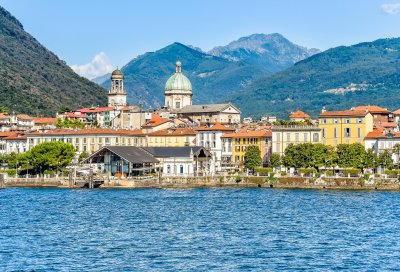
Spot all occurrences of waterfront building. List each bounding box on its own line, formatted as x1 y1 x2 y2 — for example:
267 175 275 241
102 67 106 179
86 146 214 177
147 127 196 147
27 128 146 155
365 129 400 162
143 146 214 176
114 106 151 130
318 107 374 146
222 129 272 168
78 107 120 127
195 123 235 171
289 110 312 123
272 125 321 156
0 132 27 154
353 106 394 128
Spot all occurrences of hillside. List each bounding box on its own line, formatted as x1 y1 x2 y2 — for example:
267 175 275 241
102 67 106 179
0 6 106 116
232 38 400 118
100 43 269 108
209 33 319 72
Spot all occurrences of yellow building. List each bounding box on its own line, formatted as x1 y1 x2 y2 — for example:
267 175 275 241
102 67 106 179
27 128 146 154
222 129 272 167
272 125 322 156
147 127 196 147
318 108 374 146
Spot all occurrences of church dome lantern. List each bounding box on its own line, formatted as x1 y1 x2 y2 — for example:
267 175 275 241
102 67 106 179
165 61 192 92
164 61 193 110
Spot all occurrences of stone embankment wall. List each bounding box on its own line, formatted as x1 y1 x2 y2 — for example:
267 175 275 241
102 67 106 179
2 176 400 190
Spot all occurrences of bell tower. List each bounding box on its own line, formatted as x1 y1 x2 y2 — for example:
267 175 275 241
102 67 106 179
108 68 127 108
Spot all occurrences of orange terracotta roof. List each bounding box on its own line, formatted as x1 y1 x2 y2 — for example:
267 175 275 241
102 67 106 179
354 106 391 114
142 114 169 128
0 113 8 119
79 107 116 113
319 110 369 117
222 130 272 138
0 132 26 140
33 117 57 124
60 112 88 118
17 114 33 120
393 109 400 115
148 127 196 136
290 110 311 119
380 122 398 128
28 128 144 136
195 122 235 131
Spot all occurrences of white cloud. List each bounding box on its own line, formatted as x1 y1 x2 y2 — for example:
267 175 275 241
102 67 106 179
381 3 400 15
71 52 113 79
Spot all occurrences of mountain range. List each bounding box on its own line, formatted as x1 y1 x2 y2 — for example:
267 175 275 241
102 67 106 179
232 38 400 118
97 33 318 109
0 6 106 116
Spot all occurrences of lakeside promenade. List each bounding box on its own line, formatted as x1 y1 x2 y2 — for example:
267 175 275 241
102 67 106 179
2 175 400 191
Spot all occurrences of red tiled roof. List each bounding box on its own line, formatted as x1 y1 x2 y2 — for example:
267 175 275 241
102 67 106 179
195 122 235 131
380 122 398 128
319 110 369 117
393 109 400 115
0 113 8 119
78 107 116 113
148 127 196 136
0 132 26 140
353 106 391 114
17 114 33 120
222 129 272 138
142 114 169 128
290 110 311 119
60 112 88 118
365 128 400 139
33 117 57 124
28 128 144 136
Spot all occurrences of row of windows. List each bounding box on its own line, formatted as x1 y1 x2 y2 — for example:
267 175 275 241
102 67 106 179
31 137 143 146
320 118 364 124
234 138 265 145
322 128 362 138
275 132 319 143
149 137 190 144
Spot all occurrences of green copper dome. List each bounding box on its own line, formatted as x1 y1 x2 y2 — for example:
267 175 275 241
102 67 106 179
112 69 123 76
165 61 192 91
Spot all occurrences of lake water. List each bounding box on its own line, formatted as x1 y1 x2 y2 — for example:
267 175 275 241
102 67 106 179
1 188 400 271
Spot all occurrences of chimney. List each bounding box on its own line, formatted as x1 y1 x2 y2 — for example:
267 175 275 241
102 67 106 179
321 106 326 113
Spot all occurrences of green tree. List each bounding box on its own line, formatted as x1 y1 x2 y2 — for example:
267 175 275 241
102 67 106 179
28 142 75 173
78 151 89 163
0 105 8 114
379 150 393 171
392 143 400 169
337 143 367 169
363 148 378 171
268 153 281 168
244 145 262 170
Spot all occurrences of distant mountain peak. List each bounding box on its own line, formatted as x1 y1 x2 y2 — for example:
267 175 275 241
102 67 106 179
208 33 320 72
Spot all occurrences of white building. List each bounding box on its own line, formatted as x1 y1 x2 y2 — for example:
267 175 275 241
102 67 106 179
195 123 234 171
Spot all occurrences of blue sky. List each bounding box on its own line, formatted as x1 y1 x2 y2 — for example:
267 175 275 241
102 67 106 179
1 0 400 79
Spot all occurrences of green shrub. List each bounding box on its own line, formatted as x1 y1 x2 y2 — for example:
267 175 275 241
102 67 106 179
326 170 334 176
375 173 381 178
43 169 55 176
342 169 361 175
363 173 370 181
384 170 400 177
280 171 287 176
0 169 19 176
235 175 242 183
316 172 321 178
298 168 317 174
254 167 273 175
